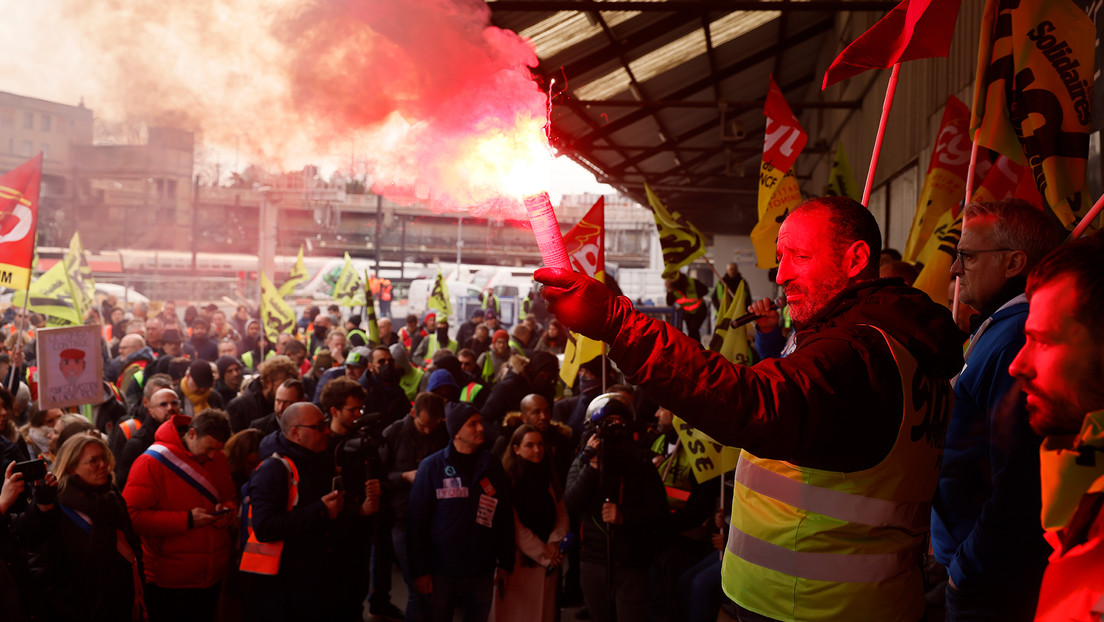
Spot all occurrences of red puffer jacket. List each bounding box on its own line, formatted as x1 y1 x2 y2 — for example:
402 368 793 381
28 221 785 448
122 414 238 588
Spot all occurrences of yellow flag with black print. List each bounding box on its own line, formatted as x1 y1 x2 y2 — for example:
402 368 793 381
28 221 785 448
332 252 364 307
750 171 801 270
826 142 860 201
63 232 95 322
13 260 81 325
260 271 295 342
645 184 706 280
427 268 452 322
278 245 308 298
673 415 742 485
971 0 1095 228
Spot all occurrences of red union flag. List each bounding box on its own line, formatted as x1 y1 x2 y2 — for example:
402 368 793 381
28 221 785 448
560 197 605 387
563 196 604 280
755 77 806 268
822 0 961 89
0 153 42 290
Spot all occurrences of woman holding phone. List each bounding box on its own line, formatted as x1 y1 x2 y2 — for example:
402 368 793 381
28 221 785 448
27 435 147 621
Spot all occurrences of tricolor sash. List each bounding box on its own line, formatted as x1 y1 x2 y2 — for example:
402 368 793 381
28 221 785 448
143 443 219 505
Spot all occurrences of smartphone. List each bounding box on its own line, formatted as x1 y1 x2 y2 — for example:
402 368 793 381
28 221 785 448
210 508 232 517
332 475 344 492
12 459 47 482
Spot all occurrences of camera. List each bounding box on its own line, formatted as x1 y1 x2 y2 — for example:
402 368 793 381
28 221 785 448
335 411 386 501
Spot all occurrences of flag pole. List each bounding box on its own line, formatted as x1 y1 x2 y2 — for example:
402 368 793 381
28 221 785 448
862 63 901 207
952 131 982 319
6 295 30 391
1067 194 1104 241
259 272 266 364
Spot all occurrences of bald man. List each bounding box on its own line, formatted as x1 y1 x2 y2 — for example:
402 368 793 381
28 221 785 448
244 402 381 621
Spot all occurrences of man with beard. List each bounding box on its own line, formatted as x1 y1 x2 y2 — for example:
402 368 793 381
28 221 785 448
184 317 219 362
248 379 305 436
1009 234 1104 620
227 355 299 433
479 351 559 446
536 197 963 622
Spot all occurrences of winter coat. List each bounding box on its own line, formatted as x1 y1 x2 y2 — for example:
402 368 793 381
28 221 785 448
122 414 238 588
381 415 450 524
407 444 514 579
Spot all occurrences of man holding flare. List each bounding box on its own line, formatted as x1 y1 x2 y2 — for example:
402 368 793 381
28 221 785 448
535 196 964 622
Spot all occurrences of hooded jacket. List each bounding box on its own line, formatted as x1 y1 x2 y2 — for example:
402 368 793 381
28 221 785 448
608 278 963 471
122 414 237 588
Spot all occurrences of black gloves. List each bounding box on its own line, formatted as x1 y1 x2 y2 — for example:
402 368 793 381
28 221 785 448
33 480 56 507
533 268 629 343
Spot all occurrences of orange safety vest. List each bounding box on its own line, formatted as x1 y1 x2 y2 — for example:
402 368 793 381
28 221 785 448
119 418 143 440
240 454 299 575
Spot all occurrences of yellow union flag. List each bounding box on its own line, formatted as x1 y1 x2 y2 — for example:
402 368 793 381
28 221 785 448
427 268 452 322
13 260 81 325
260 271 295 341
63 232 96 322
825 141 860 202
673 415 741 485
751 171 802 270
278 245 308 298
332 252 364 306
971 0 1095 228
645 184 706 280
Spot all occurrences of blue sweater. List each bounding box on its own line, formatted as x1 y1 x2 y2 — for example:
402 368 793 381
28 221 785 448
931 298 1051 590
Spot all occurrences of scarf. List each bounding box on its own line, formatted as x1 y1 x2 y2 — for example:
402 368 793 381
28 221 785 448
513 459 556 542
1040 410 1104 553
180 380 212 412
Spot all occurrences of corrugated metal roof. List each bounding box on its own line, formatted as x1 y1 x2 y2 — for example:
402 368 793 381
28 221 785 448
489 0 898 235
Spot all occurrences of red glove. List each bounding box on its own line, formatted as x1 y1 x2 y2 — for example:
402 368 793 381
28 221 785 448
534 268 630 342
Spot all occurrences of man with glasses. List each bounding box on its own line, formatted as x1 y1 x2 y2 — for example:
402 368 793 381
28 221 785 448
933 199 1064 620
116 387 183 486
244 402 375 621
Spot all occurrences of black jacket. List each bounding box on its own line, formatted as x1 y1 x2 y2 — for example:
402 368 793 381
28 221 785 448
227 380 272 433
380 415 449 524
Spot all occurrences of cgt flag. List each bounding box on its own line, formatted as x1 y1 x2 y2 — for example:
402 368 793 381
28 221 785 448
260 271 295 342
645 184 706 280
903 96 973 262
754 77 807 269
560 197 607 387
278 245 308 298
825 142 861 201
0 153 43 291
427 268 452 322
822 0 962 89
971 0 1095 228
751 171 802 270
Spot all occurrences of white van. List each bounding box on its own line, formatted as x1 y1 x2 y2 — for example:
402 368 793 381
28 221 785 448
405 278 483 327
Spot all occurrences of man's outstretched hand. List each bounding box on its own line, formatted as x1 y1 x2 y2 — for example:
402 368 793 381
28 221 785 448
534 268 625 342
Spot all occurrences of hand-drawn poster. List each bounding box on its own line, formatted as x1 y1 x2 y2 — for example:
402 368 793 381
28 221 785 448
36 325 103 409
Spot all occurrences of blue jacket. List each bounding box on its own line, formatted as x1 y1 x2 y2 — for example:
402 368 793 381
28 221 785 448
931 296 1051 591
406 444 514 578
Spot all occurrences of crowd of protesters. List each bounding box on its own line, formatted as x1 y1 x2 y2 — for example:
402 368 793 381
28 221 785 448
0 195 1100 622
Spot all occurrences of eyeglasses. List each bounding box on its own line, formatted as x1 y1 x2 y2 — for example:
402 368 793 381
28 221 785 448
294 421 329 432
953 248 1013 266
80 456 107 467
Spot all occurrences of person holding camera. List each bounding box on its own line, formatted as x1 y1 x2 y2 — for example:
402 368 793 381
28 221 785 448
240 402 377 622
320 376 399 620
564 393 667 622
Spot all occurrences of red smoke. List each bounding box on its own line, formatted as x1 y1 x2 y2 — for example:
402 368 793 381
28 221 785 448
67 0 553 216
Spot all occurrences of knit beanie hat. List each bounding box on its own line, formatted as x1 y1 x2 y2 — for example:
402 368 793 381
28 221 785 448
445 401 480 438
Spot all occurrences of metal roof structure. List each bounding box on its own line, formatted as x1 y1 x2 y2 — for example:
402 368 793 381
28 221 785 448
489 0 897 235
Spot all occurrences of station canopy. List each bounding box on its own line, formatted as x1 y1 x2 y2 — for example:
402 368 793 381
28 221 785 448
489 0 894 234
